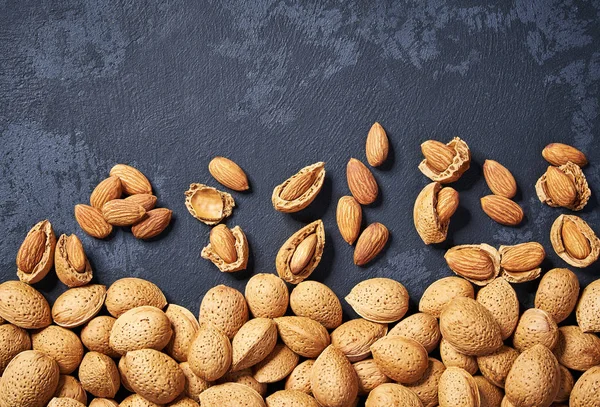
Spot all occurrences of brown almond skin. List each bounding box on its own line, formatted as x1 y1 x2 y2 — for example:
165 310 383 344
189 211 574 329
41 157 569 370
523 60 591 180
505 344 560 407
543 143 588 167
405 357 445 407
131 208 172 240
0 280 52 329
534 269 580 325
210 225 238 264
388 312 441 353
439 338 478 375
336 196 362 245
16 229 46 274
74 204 113 239
80 316 119 358
290 281 343 329
500 242 545 272
480 195 524 226
124 349 185 404
78 351 120 399
310 345 358 407
570 365 600 407
353 222 389 266
577 279 600 332
105 277 167 318
331 318 387 362
370 336 429 384
562 218 591 259
272 162 325 213
553 325 600 371
200 285 249 339
209 156 250 191
439 297 503 356
419 276 474 318
366 122 389 167
477 345 519 389
0 350 60 407
444 245 497 283
290 234 318 274
421 140 455 172
0 324 31 374
90 176 122 209
545 166 577 207
483 159 518 198
274 316 330 358
188 321 232 381
109 164 152 195
32 325 84 374
346 158 378 205
245 274 289 319
436 187 459 223
109 306 173 355
512 308 559 352
101 199 146 226
476 278 519 340
125 193 157 211
53 375 87 405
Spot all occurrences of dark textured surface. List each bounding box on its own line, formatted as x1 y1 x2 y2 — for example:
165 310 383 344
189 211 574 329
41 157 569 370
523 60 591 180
1 0 600 337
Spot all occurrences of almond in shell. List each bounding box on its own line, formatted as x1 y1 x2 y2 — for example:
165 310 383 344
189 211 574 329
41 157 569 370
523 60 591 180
536 162 590 210
0 280 52 329
209 156 249 191
542 143 588 167
180 361 212 402
90 176 122 209
105 277 167 318
187 320 232 381
365 122 389 167
419 137 471 183
218 368 266 397
405 358 445 407
53 375 87 404
290 281 343 329
284 359 314 394
512 308 558 352
476 345 518 389
55 234 92 288
52 285 106 328
276 220 325 284
353 222 389 266
131 208 172 240
439 338 478 375
352 358 391 395
473 375 503 407
109 164 152 195
0 324 31 374
272 162 325 213
388 312 441 353
336 196 362 245
274 316 330 358
438 367 480 407
124 349 184 404
365 383 422 407
32 325 84 374
199 285 248 339
199 382 265 407
444 244 500 286
499 242 545 283
231 318 278 371
553 325 600 371
80 316 119 358
439 297 503 356
345 278 408 323
89 399 119 407
253 343 299 384
165 304 200 363
413 182 457 244
576 279 600 332
185 183 235 225
244 273 289 319
79 351 120 398
550 214 599 268
16 219 56 284
109 306 173 355
370 336 429 383
476 278 519 340
555 364 574 403
202 225 249 272
310 345 358 407
331 318 387 362
419 276 474 318
47 397 86 407
570 365 600 407
535 268 579 324
483 159 517 198
266 390 320 407
74 204 113 239
480 195 523 226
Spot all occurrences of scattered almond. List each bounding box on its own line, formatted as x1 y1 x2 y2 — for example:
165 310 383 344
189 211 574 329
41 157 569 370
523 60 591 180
90 176 122 209
16 219 56 284
480 195 523 226
109 164 152 195
336 196 362 245
418 137 470 183
483 159 517 198
346 158 378 205
209 156 249 191
365 122 389 167
74 204 113 239
542 142 587 167
436 187 459 223
272 162 326 212
444 244 500 285
353 222 389 266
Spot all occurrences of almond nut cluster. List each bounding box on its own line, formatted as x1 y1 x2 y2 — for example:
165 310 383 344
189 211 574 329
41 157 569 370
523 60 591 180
75 164 172 240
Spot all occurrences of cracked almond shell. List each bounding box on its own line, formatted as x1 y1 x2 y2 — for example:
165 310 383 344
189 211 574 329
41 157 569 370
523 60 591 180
310 345 358 407
55 234 92 288
201 226 249 272
365 383 422 407
331 318 387 362
290 281 343 329
105 277 167 318
272 162 325 213
576 279 600 332
388 312 441 353
52 285 106 328
371 336 429 384
476 345 518 389
438 367 480 407
274 316 330 358
550 214 600 268
185 183 235 225
405 357 445 407
535 268 579 324
345 278 409 324
0 280 52 329
499 242 544 283
419 276 474 318
414 182 450 244
536 162 590 210
276 220 325 284
476 278 519 340
16 219 56 284
418 137 471 183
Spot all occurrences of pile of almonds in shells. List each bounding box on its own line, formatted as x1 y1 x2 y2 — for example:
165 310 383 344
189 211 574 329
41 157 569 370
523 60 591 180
1 128 600 407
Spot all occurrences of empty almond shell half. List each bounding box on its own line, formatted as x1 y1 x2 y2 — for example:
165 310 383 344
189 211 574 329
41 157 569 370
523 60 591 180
184 183 235 225
535 162 590 211
499 242 545 283
550 214 599 268
16 220 56 284
272 162 325 213
201 226 249 272
276 220 325 284
55 234 93 288
418 137 471 184
414 182 455 244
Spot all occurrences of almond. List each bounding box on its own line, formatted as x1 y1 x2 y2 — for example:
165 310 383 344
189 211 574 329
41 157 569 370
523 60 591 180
290 234 317 274
284 360 314 394
413 182 451 244
0 324 31 374
370 336 429 383
353 222 389 266
16 229 46 274
32 325 83 374
336 196 362 245
365 122 389 167
480 195 523 226
209 157 250 191
554 325 600 371
346 158 378 205
436 187 459 223
388 312 441 353
79 351 120 398
165 304 200 363
131 208 172 240
500 242 545 272
181 361 214 400
80 316 119 358
52 284 106 328
483 159 517 198
366 383 422 407
405 358 445 407
512 308 558 352
209 225 237 263
535 268 580 324
576 279 600 332
276 220 325 284
64 234 86 273
474 376 503 407
421 140 455 172
109 306 173 355
444 244 500 285
274 316 330 358
272 162 326 213
244 273 289 319
353 358 391 395
439 338 478 375
202 225 249 272
555 364 574 403
124 349 184 404
105 277 167 318
53 375 87 405
542 142 588 167
74 204 113 239
546 166 577 207
252 343 299 384
90 176 122 209
109 164 152 195
310 345 358 407
101 199 146 226
562 218 591 259
16 220 56 284
476 278 519 340
345 278 409 324
199 383 265 407
266 390 320 407
124 193 157 211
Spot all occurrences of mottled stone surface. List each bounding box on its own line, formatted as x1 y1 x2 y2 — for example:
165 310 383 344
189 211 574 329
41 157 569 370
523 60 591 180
1 0 599 324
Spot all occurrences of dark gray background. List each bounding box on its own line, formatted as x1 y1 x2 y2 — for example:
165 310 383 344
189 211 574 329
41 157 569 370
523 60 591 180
1 0 600 331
